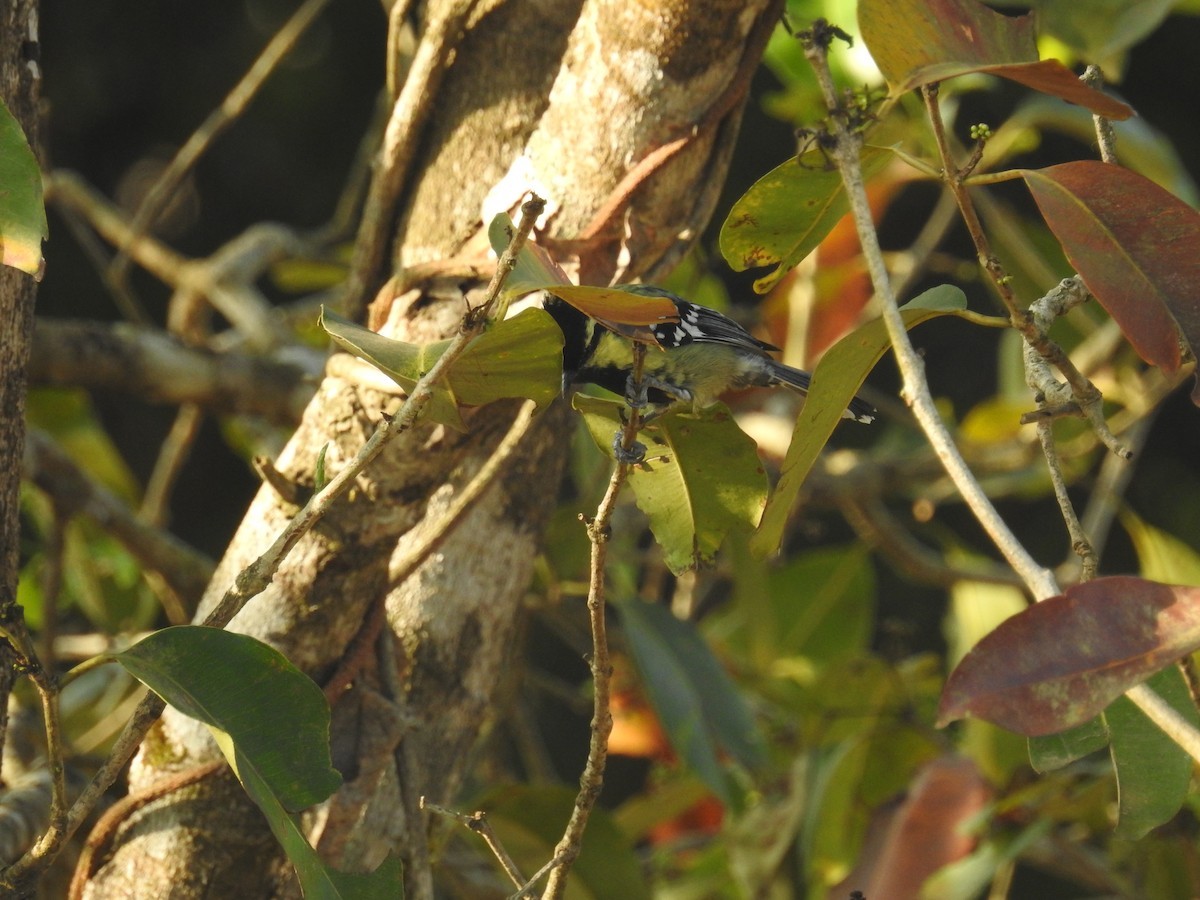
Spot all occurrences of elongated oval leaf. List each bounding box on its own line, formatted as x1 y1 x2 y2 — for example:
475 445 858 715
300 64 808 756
221 731 403 899
858 0 1132 118
719 146 893 293
115 626 341 811
1107 666 1197 839
320 306 563 430
938 576 1200 736
0 98 46 279
752 285 968 558
1022 161 1200 401
576 397 768 573
619 597 767 774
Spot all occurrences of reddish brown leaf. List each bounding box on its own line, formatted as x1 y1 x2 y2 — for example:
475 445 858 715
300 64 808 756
858 0 1133 118
1023 162 1200 399
830 756 990 900
938 576 1200 736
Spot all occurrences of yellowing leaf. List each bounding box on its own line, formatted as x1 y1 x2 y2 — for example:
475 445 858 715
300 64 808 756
0 98 46 279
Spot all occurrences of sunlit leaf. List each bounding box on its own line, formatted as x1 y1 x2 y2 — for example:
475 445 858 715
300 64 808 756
0 98 46 279
719 146 893 294
752 285 968 557
320 306 563 430
858 0 1133 118
575 397 768 574
1123 511 1200 586
1022 161 1200 401
938 576 1200 735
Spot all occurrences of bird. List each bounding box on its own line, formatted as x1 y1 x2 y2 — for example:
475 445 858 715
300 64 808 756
542 283 877 424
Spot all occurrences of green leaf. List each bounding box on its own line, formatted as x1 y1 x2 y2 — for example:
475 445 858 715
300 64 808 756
1028 717 1109 773
617 599 752 805
1108 666 1198 839
719 146 893 294
222 732 403 899
0 97 46 279
1123 510 1200 585
857 0 1132 118
717 543 875 673
575 398 768 573
114 627 341 811
619 597 767 776
320 306 563 430
752 285 968 557
481 784 650 900
116 628 402 898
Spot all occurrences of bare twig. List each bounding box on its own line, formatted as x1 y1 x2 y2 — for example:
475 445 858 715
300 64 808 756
541 344 647 900
803 32 1057 599
920 86 1130 459
422 800 527 889
1034 420 1096 581
1084 66 1119 165
342 0 481 321
29 318 318 425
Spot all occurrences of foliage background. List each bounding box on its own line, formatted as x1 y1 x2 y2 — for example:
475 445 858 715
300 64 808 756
22 0 1200 896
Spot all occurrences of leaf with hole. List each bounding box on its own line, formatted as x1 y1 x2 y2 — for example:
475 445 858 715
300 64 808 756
719 146 893 294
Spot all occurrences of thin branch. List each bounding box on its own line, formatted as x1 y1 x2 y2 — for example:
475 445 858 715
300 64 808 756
3 195 547 886
802 24 1200 765
1083 66 1119 165
920 87 1130 459
341 0 481 321
541 344 647 900
1034 419 1096 581
803 32 1057 600
422 800 527 890
29 319 319 425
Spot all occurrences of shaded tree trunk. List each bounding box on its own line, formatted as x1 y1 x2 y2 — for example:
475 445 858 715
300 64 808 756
0 0 42 800
78 0 781 895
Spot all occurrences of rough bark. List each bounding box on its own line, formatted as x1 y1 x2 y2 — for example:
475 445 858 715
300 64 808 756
0 0 42 798
78 0 780 895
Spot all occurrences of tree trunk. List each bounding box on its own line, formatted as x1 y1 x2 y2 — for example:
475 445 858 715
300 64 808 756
0 0 42 800
78 0 781 895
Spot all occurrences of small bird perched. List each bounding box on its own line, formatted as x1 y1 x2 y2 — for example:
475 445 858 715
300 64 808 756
543 283 877 424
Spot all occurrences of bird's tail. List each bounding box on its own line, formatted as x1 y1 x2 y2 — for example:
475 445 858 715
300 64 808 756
769 361 876 424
